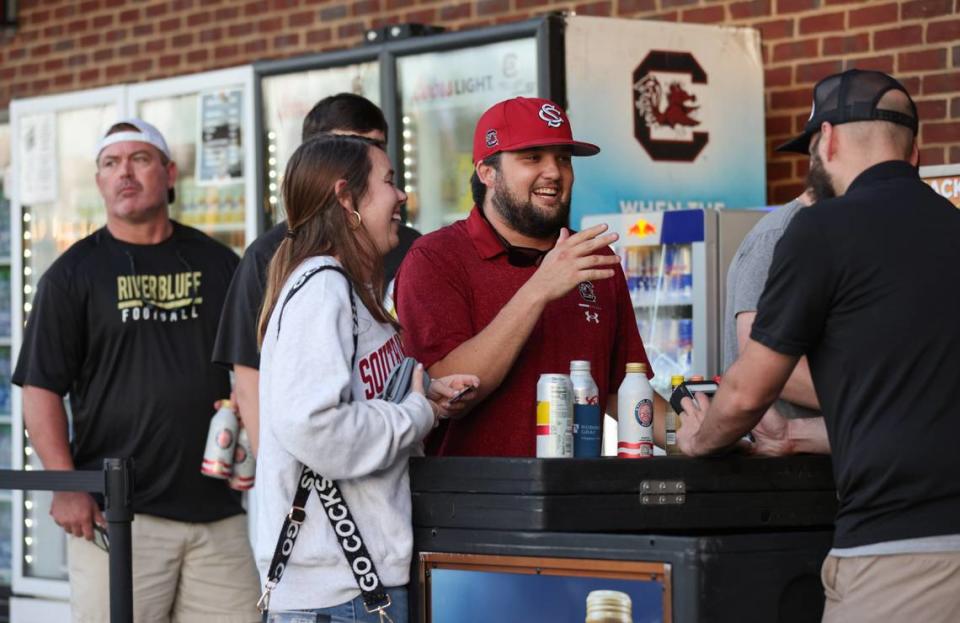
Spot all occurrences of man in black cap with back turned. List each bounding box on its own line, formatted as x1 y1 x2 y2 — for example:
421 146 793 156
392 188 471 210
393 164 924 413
678 69 960 621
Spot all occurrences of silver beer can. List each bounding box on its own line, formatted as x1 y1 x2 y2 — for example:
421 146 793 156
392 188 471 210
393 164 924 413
536 374 574 458
570 360 602 458
201 400 238 479
228 426 255 491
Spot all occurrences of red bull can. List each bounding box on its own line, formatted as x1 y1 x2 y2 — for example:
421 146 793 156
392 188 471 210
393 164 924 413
228 425 255 491
536 374 574 458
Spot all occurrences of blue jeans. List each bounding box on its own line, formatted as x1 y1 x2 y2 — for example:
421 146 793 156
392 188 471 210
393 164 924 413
265 587 408 623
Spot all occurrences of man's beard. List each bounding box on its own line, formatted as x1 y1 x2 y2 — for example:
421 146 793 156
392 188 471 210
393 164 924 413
491 175 570 239
805 145 836 202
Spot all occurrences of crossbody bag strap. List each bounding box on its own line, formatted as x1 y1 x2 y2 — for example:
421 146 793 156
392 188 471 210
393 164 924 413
259 265 391 619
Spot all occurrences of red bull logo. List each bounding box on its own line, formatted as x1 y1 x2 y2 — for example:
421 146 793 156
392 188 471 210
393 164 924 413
628 218 657 238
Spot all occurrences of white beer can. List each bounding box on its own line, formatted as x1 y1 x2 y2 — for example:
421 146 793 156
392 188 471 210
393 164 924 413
201 400 238 479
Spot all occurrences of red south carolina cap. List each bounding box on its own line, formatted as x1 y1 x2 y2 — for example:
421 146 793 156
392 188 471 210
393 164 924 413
472 97 600 165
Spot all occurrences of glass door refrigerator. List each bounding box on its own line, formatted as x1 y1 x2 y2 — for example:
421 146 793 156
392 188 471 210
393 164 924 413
252 17 561 236
127 66 258 255
0 118 13 590
393 34 540 232
9 86 126 609
257 52 381 228
582 208 763 398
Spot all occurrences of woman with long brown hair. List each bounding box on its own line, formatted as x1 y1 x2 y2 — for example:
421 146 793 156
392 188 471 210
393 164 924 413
254 135 477 622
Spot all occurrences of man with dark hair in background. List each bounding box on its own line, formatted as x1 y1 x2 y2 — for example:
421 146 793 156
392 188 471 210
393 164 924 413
678 70 960 621
13 119 260 622
212 93 419 453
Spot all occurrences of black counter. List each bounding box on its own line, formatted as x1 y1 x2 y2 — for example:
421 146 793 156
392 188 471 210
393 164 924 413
410 455 837 623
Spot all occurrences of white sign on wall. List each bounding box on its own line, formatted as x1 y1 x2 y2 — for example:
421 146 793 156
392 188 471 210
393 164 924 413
17 113 58 205
564 16 767 228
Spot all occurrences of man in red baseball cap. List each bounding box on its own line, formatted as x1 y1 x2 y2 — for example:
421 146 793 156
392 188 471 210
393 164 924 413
395 97 663 457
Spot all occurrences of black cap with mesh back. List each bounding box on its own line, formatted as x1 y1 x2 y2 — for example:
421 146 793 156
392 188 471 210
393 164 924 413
776 69 919 154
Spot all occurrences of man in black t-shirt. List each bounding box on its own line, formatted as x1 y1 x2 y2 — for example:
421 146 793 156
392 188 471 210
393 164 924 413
13 119 260 622
212 93 419 453
678 70 960 621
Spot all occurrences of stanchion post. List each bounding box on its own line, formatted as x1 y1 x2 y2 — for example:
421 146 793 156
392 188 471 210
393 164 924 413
103 458 134 623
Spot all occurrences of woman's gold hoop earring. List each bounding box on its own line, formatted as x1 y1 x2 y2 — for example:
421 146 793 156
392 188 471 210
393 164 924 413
350 210 362 230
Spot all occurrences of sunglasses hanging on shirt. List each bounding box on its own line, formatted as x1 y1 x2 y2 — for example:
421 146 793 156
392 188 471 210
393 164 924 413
480 211 550 268
124 247 199 312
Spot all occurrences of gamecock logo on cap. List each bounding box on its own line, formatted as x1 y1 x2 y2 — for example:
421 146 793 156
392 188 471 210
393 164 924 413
633 51 709 162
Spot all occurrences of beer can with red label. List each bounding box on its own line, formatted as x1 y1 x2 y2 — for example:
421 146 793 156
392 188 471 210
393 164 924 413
617 363 655 458
228 425 255 491
536 374 574 458
201 400 238 479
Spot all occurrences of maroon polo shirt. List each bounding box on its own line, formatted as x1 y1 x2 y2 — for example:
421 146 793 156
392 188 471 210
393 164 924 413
395 206 651 457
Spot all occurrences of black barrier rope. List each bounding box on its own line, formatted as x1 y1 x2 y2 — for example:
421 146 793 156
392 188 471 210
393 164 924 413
0 458 134 623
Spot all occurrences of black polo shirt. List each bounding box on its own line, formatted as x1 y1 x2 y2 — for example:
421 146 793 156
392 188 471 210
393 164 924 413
752 160 960 548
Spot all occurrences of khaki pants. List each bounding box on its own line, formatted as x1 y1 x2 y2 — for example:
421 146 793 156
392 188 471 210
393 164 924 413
68 513 261 623
822 552 960 623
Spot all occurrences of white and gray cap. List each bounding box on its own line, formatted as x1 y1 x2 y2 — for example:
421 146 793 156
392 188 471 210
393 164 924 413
94 118 172 162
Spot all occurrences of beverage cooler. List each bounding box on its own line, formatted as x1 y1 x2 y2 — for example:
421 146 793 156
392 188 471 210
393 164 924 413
259 52 382 226
582 209 763 397
254 17 560 233
0 118 14 589
7 67 257 614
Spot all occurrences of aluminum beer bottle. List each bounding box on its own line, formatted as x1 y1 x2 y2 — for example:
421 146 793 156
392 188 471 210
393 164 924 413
617 363 654 458
201 400 238 479
536 374 574 458
665 374 685 456
585 590 632 623
228 425 255 491
570 360 602 458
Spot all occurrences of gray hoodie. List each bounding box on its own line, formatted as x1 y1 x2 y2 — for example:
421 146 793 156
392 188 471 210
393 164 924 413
256 256 433 611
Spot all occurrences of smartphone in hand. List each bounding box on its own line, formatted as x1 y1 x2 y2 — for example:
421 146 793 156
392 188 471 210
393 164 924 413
93 524 110 553
448 385 476 404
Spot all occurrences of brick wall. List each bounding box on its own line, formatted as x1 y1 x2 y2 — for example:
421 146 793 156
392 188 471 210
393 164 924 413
1 0 958 202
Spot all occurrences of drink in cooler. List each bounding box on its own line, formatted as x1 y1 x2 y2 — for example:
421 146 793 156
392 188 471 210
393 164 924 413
665 374 685 455
536 374 574 458
570 360 601 458
617 363 654 458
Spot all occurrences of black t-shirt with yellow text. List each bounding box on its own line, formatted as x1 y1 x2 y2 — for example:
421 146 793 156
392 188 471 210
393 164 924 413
13 222 243 523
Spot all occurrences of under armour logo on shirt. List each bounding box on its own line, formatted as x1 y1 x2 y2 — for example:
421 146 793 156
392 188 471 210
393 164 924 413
584 311 599 323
